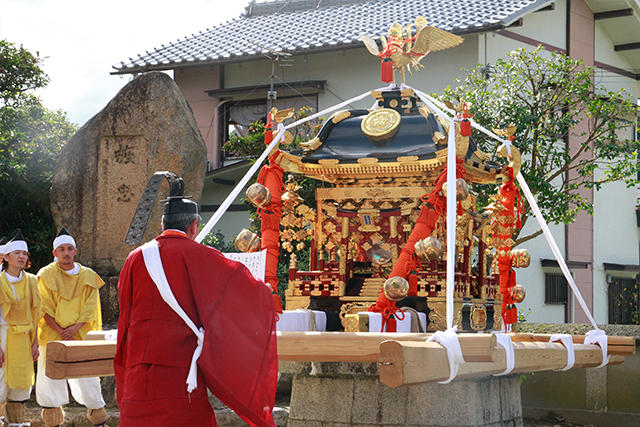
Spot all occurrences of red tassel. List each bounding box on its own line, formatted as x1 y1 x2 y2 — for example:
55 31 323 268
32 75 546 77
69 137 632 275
460 119 471 136
385 314 397 332
408 273 418 296
506 305 517 324
380 58 393 83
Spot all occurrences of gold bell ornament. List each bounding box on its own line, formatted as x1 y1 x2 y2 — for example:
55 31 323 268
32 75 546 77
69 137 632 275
383 276 409 302
414 236 442 261
511 284 526 303
441 178 470 201
234 229 261 252
246 183 271 208
367 243 392 265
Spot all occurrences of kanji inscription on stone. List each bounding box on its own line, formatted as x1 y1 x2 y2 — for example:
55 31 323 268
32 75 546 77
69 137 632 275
116 183 134 202
114 143 135 164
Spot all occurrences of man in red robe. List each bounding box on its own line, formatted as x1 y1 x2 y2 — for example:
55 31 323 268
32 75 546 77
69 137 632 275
114 193 278 426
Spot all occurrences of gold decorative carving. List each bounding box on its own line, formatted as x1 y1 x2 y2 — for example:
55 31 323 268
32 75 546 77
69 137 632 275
361 108 401 141
493 305 502 331
339 303 372 330
285 296 310 310
397 156 419 163
427 302 446 331
432 131 446 145
331 110 352 124
470 304 487 331
418 105 433 119
300 137 322 152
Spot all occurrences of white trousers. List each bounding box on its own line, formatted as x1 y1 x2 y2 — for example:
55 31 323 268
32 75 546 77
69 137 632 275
36 346 105 409
0 325 31 402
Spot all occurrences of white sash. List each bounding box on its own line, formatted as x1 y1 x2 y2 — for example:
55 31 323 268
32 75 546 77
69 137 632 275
141 239 204 393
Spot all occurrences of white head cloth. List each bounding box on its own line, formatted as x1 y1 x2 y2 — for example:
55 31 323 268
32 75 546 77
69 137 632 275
53 234 76 250
4 240 28 254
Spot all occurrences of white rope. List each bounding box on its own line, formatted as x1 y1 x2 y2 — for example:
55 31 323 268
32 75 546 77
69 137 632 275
415 86 607 366
142 239 205 393
584 328 611 368
413 88 465 382
416 90 513 155
427 327 464 384
445 117 457 330
549 334 576 371
493 333 515 376
196 88 387 243
515 174 598 329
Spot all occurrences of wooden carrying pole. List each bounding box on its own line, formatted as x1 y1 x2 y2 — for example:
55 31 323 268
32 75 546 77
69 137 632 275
46 341 116 380
48 332 633 381
276 332 496 362
47 332 495 379
510 333 636 356
378 340 625 387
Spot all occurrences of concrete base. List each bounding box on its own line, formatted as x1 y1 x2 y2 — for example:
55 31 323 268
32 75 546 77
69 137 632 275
283 362 523 427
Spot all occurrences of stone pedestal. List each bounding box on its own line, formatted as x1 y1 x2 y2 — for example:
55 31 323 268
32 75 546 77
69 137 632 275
282 362 523 427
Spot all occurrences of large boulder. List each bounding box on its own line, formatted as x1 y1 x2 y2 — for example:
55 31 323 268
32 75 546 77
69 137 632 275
51 72 206 276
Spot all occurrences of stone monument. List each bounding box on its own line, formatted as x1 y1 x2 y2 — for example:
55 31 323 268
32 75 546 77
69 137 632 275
50 71 206 337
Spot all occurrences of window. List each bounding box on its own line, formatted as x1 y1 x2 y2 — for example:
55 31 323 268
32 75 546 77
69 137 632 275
608 277 640 325
545 273 568 304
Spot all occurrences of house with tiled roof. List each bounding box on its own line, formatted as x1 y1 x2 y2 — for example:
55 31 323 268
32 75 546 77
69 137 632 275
113 0 640 326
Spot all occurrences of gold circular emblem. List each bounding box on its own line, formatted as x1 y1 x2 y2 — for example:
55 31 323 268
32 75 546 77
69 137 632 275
361 108 401 141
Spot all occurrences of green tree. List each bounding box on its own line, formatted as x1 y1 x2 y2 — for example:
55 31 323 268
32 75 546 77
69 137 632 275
220 107 323 300
0 40 77 269
445 47 639 245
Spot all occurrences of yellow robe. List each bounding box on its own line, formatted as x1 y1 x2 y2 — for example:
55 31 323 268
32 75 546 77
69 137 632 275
37 262 104 348
0 271 40 390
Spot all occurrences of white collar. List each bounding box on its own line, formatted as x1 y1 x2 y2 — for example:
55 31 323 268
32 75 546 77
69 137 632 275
5 271 23 283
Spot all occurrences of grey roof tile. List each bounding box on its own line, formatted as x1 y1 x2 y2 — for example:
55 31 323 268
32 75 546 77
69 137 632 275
112 0 552 74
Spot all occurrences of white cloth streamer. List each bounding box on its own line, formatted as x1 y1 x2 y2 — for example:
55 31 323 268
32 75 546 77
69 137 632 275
584 329 611 368
415 90 513 156
549 334 575 371
493 333 516 376
427 327 464 384
141 239 205 393
515 174 608 366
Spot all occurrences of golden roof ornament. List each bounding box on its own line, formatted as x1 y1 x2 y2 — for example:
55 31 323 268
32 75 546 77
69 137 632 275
361 16 463 85
492 124 518 140
270 107 295 145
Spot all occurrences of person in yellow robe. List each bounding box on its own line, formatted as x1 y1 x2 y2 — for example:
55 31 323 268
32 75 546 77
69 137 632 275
36 228 107 427
0 229 41 426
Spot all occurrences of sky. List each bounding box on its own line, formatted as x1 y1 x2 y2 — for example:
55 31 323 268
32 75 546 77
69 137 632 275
0 0 248 125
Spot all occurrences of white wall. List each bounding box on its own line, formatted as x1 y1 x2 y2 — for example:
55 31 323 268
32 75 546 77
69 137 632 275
200 163 252 245
594 22 638 97
224 36 480 112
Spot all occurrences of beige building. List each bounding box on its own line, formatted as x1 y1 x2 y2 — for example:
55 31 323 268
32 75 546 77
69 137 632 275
113 0 640 325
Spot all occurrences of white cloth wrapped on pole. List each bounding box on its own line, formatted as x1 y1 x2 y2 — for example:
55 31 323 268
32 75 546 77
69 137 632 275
549 334 576 371
493 333 516 376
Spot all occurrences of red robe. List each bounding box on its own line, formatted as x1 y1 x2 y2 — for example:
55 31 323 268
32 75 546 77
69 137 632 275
114 232 278 427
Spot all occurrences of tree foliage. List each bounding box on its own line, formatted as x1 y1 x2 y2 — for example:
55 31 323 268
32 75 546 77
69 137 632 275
444 47 639 244
0 39 77 269
218 107 323 300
